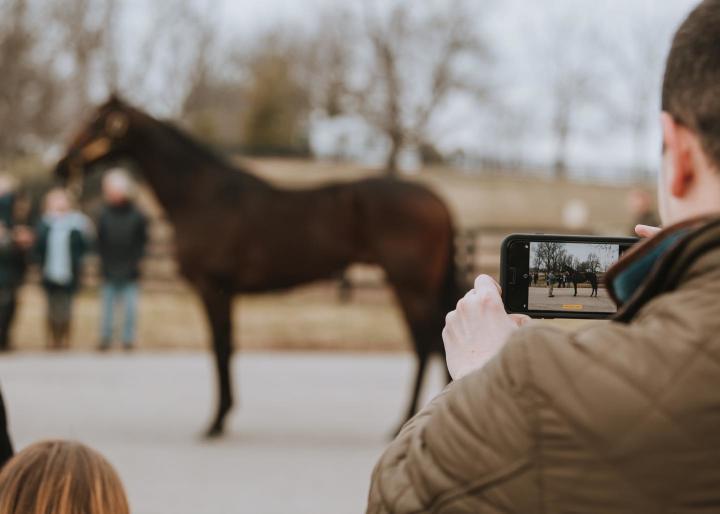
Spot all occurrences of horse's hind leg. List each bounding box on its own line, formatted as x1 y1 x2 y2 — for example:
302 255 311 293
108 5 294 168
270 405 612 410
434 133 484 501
199 286 234 438
392 289 447 435
393 351 429 436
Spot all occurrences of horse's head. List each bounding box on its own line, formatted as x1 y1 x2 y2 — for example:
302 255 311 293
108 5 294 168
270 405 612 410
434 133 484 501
54 95 134 188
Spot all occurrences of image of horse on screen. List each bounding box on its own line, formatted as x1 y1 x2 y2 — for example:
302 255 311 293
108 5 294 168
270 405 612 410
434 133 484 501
528 242 621 314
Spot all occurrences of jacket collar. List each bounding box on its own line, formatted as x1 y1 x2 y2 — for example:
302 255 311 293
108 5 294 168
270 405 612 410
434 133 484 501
607 216 720 322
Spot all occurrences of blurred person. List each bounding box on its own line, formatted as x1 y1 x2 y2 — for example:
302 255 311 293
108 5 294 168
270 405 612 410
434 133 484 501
628 188 660 235
97 169 147 351
546 269 555 297
0 440 129 514
36 188 88 349
367 2 720 512
0 174 33 351
0 393 12 470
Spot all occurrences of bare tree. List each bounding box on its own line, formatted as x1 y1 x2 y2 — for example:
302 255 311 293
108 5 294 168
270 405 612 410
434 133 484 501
0 0 33 155
524 10 605 179
0 0 62 156
534 242 568 272
47 0 119 116
601 11 674 180
239 30 313 155
338 0 489 176
302 8 355 119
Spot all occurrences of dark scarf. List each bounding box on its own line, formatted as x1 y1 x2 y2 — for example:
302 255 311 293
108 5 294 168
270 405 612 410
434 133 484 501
607 216 720 322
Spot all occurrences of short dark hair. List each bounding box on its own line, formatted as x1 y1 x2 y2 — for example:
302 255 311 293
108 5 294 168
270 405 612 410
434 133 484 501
662 0 720 168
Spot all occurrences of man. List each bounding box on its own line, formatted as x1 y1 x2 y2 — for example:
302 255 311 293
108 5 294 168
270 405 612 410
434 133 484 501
367 2 720 512
0 175 33 351
97 169 147 351
547 270 555 297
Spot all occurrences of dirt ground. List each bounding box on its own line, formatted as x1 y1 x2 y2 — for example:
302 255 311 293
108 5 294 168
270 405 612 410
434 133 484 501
528 286 616 314
11 283 410 352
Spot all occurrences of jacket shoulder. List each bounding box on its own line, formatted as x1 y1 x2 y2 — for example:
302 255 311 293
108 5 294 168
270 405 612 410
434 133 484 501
367 334 540 513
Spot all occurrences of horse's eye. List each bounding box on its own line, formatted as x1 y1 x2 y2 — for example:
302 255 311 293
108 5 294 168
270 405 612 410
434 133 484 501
105 112 129 138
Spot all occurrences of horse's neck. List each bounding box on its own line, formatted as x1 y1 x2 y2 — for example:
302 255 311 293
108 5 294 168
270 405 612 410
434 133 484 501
125 120 260 221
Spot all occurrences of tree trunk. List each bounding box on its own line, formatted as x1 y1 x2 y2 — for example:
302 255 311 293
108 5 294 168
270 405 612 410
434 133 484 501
553 122 569 181
384 133 402 178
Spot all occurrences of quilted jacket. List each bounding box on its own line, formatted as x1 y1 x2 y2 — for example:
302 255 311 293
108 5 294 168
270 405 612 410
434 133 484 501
367 218 720 513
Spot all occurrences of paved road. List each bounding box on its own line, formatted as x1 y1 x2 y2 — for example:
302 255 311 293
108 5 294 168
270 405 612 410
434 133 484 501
0 352 448 514
529 286 615 313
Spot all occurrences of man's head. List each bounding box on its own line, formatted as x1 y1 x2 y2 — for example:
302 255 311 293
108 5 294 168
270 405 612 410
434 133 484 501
0 174 16 198
102 169 134 206
659 0 720 226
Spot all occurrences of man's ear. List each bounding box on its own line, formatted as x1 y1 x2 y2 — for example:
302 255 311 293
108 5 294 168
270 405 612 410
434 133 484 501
661 112 694 198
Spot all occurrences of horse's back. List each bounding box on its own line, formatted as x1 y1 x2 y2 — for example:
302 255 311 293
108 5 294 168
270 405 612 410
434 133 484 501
348 178 455 289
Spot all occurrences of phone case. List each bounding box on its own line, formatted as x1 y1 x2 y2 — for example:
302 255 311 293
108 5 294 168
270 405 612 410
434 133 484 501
500 234 639 320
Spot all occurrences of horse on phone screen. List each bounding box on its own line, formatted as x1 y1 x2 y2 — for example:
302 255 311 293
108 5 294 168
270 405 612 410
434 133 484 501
54 96 461 437
563 264 599 297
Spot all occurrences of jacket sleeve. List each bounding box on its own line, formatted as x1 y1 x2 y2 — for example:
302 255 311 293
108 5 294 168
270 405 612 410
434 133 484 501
33 222 47 265
366 335 537 514
137 211 148 258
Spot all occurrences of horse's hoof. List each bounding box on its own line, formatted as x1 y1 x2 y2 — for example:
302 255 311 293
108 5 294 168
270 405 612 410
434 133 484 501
204 424 224 439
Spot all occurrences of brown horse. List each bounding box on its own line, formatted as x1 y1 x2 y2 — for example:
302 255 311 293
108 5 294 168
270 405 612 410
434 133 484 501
54 96 460 437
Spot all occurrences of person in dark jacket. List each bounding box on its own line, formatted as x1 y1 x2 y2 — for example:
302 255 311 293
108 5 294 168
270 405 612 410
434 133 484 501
0 175 33 351
97 170 147 351
36 188 89 350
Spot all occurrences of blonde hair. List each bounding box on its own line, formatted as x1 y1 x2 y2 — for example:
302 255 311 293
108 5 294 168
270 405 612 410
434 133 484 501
0 440 129 514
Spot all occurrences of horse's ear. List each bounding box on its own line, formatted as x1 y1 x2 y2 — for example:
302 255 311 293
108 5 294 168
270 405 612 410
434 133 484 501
106 111 129 138
107 91 126 108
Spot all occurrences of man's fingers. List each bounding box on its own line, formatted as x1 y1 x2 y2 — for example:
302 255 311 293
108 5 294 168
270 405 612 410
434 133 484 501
635 224 661 239
509 314 532 327
445 310 456 325
474 274 501 295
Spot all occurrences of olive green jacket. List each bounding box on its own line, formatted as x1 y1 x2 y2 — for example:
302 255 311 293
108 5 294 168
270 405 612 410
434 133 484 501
367 219 720 513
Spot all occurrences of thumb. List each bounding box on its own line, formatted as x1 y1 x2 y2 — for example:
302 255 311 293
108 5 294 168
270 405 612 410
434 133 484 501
635 224 661 239
509 314 532 327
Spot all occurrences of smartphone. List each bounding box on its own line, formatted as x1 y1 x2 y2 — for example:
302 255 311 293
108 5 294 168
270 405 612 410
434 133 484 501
501 234 639 319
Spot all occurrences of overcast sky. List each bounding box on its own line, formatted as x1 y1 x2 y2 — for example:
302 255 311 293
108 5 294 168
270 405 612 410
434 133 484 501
531 242 619 271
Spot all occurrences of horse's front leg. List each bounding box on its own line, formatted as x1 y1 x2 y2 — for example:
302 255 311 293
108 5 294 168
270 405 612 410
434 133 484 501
199 286 234 438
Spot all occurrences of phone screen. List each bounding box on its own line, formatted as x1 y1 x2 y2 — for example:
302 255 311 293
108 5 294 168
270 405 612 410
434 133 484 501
527 241 626 314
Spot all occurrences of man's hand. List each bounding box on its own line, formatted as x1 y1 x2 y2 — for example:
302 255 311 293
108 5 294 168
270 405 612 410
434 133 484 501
442 275 530 381
635 224 661 239
12 226 34 250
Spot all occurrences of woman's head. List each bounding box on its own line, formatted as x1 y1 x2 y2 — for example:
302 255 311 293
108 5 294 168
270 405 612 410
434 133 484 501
43 188 73 217
0 440 129 514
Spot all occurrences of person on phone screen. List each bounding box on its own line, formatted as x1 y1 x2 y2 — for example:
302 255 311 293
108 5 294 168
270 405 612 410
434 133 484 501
546 270 555 297
367 2 720 512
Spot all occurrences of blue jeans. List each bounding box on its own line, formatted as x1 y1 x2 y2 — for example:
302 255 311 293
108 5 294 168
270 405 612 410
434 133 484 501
100 281 139 348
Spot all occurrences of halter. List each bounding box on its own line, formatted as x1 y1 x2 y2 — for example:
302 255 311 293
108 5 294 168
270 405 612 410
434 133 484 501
66 111 129 197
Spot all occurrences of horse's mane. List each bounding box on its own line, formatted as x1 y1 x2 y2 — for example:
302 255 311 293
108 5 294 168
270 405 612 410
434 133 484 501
155 119 232 168
130 106 268 182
